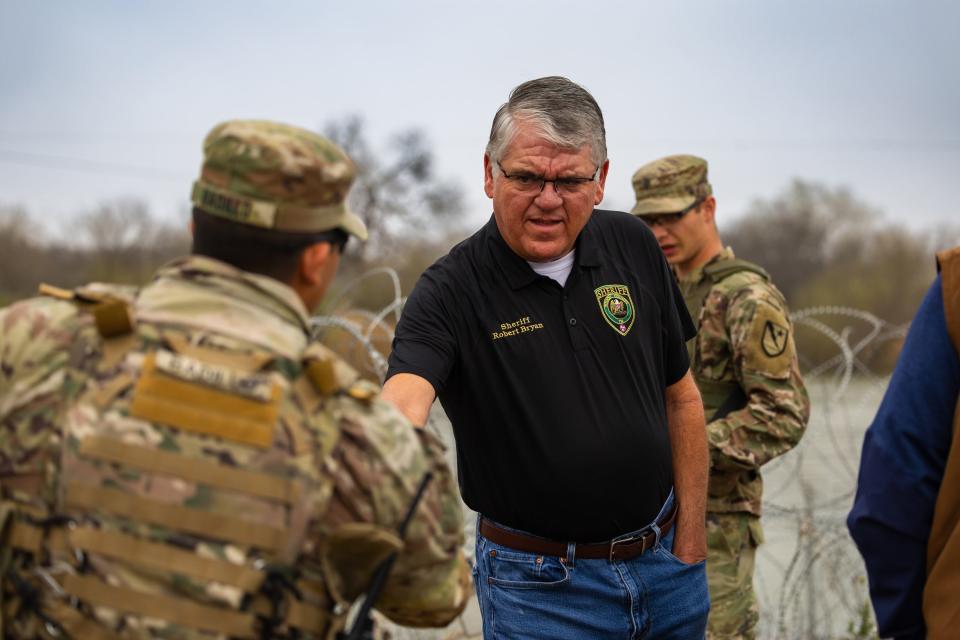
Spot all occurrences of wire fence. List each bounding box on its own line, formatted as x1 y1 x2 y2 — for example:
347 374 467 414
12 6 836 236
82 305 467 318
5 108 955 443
313 268 906 640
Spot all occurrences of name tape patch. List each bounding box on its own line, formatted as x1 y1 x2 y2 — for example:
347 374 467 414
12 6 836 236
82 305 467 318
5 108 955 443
154 350 274 403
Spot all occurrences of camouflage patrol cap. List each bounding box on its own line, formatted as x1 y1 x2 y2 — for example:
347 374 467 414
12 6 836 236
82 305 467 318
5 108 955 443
191 120 368 240
630 154 713 216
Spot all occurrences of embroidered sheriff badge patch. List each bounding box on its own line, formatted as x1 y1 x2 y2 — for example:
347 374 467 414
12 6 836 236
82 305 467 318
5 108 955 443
594 284 635 336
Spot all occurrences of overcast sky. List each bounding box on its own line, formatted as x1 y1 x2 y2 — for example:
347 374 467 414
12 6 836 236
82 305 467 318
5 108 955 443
1 0 957 238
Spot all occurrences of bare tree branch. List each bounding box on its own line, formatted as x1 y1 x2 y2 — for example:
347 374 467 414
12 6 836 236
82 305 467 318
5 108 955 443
323 115 464 261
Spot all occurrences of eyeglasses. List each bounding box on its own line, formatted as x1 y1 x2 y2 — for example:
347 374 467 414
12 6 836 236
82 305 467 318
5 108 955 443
637 200 703 227
497 162 599 196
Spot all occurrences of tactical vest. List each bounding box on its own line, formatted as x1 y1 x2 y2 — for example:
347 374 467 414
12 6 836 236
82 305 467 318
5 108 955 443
0 284 374 639
924 247 960 638
682 258 770 419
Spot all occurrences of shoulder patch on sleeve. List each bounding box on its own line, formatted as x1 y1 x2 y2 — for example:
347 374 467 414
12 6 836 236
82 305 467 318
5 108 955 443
744 302 794 375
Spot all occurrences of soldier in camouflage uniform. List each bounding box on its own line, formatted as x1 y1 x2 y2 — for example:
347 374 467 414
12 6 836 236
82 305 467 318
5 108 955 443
631 155 810 640
0 120 471 639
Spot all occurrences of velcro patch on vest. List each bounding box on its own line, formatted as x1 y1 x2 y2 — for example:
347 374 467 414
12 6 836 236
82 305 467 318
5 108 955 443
305 355 358 396
129 351 281 449
92 299 134 338
745 303 794 376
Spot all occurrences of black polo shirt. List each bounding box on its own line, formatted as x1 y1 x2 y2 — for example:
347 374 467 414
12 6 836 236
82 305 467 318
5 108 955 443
387 209 695 541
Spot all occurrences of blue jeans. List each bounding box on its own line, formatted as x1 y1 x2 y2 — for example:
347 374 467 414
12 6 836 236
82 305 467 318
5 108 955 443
474 491 709 639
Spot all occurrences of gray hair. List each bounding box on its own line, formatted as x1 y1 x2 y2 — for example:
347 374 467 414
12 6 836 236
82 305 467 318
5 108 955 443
486 76 607 171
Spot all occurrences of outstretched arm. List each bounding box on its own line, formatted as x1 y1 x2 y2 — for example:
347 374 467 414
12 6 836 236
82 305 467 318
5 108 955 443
381 372 436 428
317 389 470 627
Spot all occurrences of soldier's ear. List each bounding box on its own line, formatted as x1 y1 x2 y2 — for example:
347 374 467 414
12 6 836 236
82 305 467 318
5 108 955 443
699 197 717 226
298 242 334 286
293 242 338 311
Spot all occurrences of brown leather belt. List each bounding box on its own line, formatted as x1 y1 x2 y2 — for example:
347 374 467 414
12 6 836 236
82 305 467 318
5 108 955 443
479 501 679 562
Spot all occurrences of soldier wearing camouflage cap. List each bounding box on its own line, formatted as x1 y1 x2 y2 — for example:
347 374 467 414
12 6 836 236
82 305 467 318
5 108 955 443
0 119 470 638
632 154 810 640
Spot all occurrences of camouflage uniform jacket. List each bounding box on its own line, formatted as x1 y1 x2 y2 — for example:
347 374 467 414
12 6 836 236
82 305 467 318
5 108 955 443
679 247 810 517
0 256 469 638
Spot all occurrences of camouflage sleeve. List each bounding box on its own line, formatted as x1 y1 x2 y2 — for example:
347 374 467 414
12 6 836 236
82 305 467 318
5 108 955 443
706 283 810 472
0 298 82 477
317 389 470 627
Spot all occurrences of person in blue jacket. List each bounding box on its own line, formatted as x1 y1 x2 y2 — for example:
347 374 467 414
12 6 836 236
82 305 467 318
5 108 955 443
847 273 960 639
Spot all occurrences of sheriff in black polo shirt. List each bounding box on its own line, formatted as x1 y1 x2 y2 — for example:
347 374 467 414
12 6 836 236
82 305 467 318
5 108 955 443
382 76 710 639
388 210 694 541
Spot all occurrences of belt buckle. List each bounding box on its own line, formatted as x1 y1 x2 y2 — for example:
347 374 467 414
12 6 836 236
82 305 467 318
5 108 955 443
608 529 652 562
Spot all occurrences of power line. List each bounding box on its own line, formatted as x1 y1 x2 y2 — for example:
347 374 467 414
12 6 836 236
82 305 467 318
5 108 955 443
0 131 195 141
1 132 958 151
1 137 957 188
628 139 960 152
0 148 187 182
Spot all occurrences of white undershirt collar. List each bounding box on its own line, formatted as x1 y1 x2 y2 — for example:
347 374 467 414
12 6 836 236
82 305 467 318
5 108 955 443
527 249 576 287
